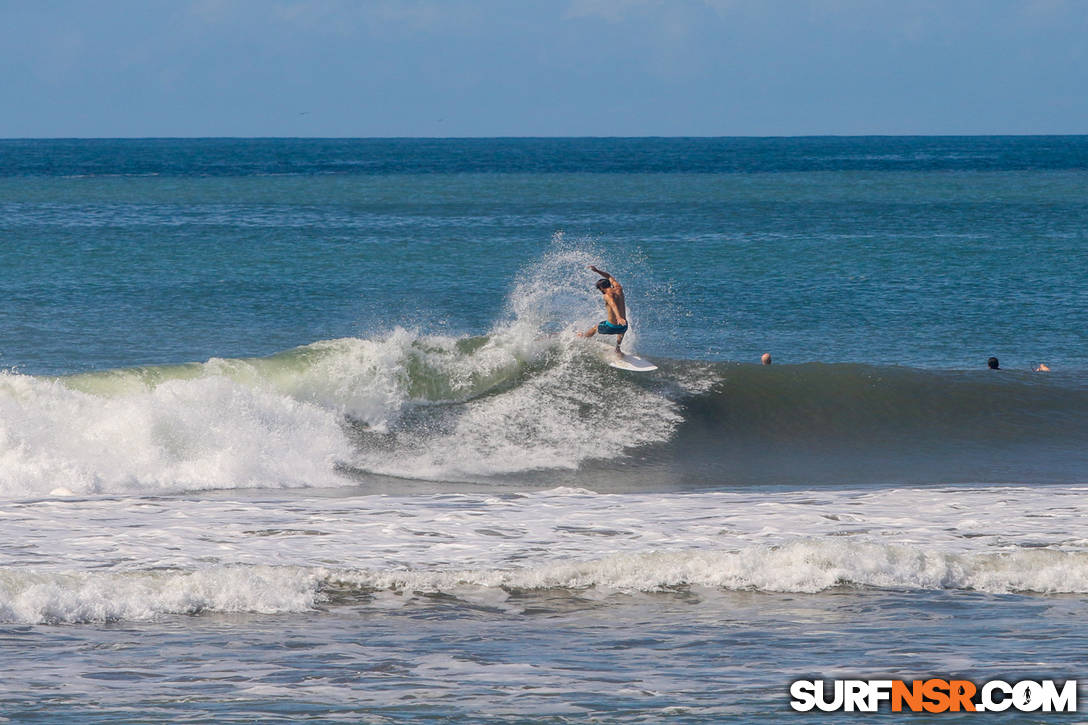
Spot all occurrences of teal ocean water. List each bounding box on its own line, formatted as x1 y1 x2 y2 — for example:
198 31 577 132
1 138 1086 722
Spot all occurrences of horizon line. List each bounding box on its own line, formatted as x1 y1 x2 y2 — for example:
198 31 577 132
3 132 1088 142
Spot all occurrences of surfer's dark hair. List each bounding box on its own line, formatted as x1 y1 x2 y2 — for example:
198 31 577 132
596 278 611 291
988 356 999 370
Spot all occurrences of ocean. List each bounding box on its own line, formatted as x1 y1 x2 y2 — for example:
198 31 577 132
1 137 1086 722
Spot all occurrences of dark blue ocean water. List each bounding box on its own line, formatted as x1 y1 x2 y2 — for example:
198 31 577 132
1 138 1086 722
2 137 1086 375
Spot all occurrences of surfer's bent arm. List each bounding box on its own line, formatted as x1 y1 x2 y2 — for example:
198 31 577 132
589 265 621 289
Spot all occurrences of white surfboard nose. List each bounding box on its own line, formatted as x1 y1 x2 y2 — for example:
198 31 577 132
609 353 658 372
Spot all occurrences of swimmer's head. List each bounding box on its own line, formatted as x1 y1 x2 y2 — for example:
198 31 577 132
596 278 611 292
987 357 1000 370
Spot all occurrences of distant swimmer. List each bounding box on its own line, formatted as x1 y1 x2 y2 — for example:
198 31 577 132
1034 363 1051 372
761 353 772 365
577 265 628 354
988 357 1000 370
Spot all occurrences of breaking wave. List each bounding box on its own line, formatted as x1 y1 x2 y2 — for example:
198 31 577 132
1 245 1084 496
5 541 1088 624
2 336 1084 496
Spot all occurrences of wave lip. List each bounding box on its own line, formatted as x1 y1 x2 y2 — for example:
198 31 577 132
5 541 1087 624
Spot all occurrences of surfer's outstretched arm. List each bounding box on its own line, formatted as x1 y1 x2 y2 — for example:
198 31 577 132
589 265 621 289
589 264 611 279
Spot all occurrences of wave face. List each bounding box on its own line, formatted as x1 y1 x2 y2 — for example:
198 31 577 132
665 362 1088 486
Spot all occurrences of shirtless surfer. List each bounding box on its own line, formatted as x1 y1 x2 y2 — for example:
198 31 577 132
578 265 628 354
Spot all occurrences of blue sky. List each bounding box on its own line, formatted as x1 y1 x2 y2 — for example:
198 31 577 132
2 0 1086 137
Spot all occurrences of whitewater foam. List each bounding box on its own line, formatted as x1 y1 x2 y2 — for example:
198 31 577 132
0 370 351 496
6 542 1088 624
3 485 1088 623
333 543 1088 595
348 342 684 479
0 566 322 624
334 245 690 480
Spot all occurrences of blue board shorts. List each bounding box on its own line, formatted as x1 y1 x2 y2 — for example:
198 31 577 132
597 321 628 335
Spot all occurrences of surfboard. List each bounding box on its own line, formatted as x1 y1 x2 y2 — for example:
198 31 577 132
609 353 658 372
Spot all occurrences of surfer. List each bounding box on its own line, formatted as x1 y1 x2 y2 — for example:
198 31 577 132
578 265 628 354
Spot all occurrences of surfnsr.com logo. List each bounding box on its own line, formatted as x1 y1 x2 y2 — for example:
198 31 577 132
789 679 1077 713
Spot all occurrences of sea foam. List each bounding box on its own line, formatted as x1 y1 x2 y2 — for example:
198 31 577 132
3 485 1087 623
5 543 1087 624
0 370 351 496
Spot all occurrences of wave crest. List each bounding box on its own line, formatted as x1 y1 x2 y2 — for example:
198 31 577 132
6 541 1087 624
